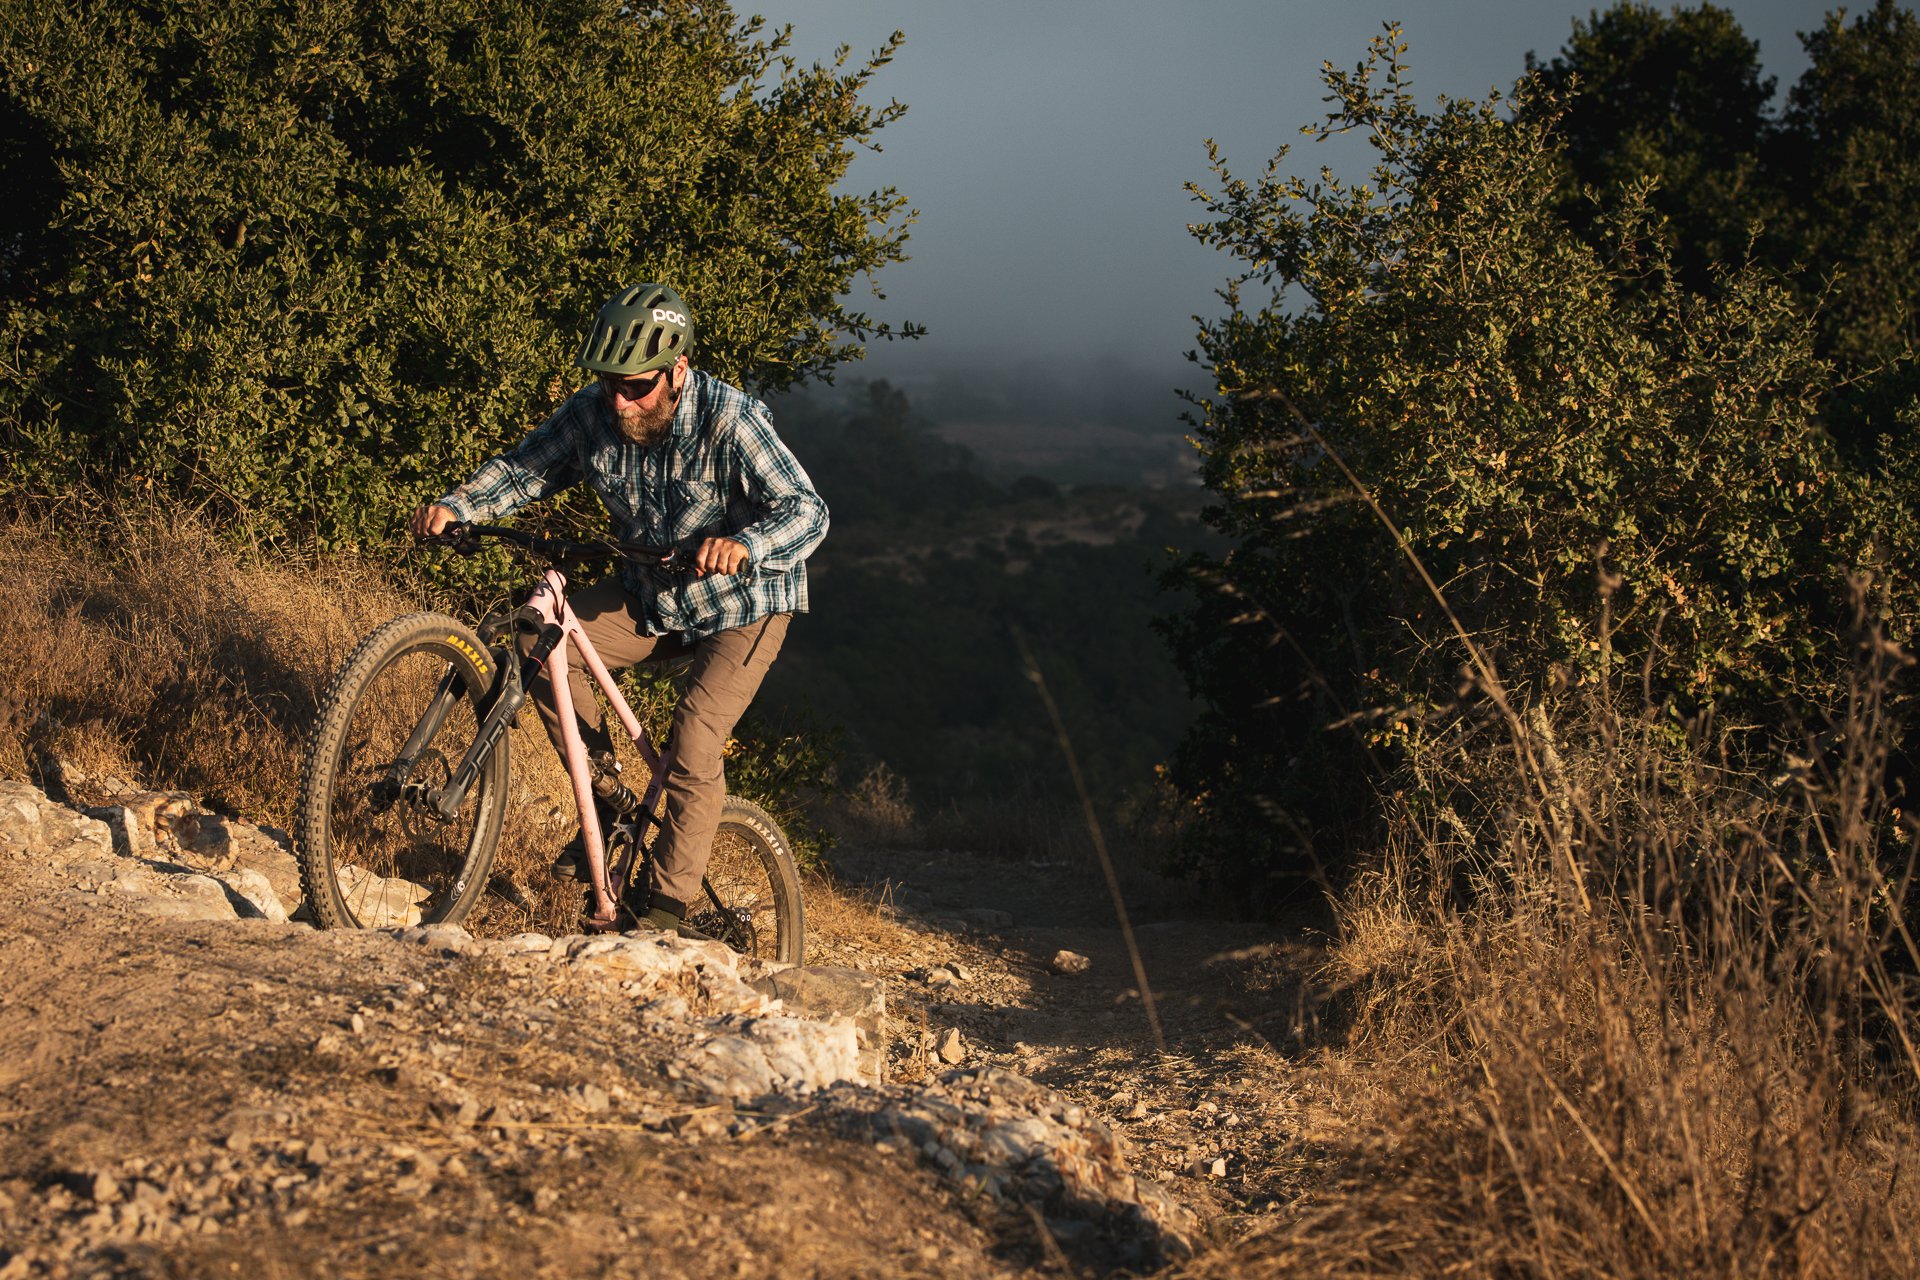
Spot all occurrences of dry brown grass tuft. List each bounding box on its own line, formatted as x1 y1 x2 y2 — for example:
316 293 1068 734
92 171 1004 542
0 503 410 813
825 762 921 846
1188 632 1920 1278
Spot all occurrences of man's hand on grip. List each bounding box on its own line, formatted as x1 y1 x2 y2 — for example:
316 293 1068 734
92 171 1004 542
411 504 458 541
693 536 749 577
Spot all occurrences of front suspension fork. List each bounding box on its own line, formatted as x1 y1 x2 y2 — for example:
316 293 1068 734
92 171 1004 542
421 626 554 821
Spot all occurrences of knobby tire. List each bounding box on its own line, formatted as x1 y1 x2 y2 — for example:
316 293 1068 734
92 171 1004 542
692 795 806 965
296 612 508 930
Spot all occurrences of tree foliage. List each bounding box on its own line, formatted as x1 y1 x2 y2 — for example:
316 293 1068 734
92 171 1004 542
0 0 914 549
1526 1 1920 386
1167 27 1917 894
1526 1 1777 294
1776 0 1920 375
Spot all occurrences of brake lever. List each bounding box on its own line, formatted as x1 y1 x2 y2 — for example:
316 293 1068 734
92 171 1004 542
420 521 484 555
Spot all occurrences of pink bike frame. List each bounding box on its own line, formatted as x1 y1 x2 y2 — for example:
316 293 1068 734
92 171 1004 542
522 566 671 924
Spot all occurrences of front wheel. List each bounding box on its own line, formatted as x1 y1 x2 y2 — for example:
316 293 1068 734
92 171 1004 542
689 796 806 965
296 612 509 930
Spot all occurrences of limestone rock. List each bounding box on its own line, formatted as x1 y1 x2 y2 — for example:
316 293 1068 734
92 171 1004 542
1050 949 1092 976
565 933 694 983
868 1065 1195 1265
490 932 554 956
170 809 233 862
83 806 155 860
746 965 886 1083
0 781 115 864
115 871 240 923
685 1035 776 1102
748 1016 860 1090
335 865 429 928
681 1015 860 1101
223 824 303 914
212 868 287 923
398 923 473 954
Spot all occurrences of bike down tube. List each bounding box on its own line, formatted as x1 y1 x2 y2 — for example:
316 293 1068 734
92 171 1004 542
525 569 677 926
518 576 614 923
571 617 675 902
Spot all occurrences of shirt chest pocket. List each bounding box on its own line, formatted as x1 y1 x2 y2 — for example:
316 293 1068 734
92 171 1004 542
669 480 728 541
587 445 639 520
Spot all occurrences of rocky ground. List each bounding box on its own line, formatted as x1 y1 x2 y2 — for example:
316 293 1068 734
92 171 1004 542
0 780 1324 1278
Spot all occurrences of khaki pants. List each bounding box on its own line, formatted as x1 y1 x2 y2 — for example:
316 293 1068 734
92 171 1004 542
524 576 789 913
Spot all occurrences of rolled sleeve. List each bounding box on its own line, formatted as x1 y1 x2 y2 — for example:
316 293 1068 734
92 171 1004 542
730 408 829 573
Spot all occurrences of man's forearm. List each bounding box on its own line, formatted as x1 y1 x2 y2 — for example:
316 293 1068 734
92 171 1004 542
735 490 829 572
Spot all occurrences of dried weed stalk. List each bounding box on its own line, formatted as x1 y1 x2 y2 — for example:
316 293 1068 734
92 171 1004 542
0 505 598 938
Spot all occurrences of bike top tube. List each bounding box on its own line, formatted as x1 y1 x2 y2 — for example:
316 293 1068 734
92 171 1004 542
420 522 686 572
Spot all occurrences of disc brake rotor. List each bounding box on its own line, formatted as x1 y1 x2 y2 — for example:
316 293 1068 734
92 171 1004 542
399 749 453 839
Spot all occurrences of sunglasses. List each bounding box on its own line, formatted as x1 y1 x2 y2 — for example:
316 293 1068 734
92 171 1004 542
600 369 668 400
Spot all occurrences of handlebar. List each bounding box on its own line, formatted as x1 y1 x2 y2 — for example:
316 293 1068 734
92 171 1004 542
418 522 685 570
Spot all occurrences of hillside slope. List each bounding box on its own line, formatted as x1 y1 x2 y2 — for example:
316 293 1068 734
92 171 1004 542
0 782 1315 1278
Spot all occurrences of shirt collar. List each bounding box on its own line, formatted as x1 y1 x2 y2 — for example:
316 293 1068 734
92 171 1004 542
668 368 701 440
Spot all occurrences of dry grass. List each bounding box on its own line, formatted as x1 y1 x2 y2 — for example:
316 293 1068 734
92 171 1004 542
0 506 1001 945
1169 410 1920 1278
0 503 404 812
1186 635 1920 1277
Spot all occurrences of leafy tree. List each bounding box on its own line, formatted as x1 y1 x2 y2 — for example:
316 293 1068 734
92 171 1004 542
1523 3 1920 425
1525 2 1777 293
1774 0 1920 376
0 0 914 549
1168 29 1911 894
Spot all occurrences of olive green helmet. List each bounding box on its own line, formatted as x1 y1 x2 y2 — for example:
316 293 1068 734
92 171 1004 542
576 283 694 376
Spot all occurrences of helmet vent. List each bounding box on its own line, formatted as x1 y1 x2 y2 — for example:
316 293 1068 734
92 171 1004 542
623 321 650 364
645 327 682 361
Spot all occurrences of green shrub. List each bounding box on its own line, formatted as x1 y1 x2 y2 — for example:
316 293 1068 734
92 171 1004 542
1164 29 1918 893
0 0 914 551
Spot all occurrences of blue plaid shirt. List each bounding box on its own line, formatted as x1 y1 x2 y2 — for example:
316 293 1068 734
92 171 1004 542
438 370 828 640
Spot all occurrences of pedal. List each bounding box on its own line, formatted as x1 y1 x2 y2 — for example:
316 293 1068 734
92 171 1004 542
579 894 630 935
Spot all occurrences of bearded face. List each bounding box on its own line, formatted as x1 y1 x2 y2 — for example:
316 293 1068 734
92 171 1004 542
599 364 683 444
610 391 676 443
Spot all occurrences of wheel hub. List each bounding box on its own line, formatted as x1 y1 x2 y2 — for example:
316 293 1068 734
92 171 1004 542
399 749 455 837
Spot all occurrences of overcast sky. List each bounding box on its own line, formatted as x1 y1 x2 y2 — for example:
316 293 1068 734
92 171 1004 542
759 0 1833 454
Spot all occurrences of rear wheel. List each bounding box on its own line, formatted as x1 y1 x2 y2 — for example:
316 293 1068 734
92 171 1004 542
690 797 806 964
296 613 508 930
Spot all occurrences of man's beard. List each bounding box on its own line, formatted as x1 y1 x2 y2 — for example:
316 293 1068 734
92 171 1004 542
609 387 678 444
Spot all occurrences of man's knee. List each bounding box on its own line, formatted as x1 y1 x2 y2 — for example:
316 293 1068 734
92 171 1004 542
667 713 728 783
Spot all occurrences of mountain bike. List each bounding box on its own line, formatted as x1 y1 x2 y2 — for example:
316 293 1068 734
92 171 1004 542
293 524 805 962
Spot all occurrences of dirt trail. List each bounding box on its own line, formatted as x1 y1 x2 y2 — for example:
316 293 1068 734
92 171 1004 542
815 845 1325 1229
0 813 1322 1277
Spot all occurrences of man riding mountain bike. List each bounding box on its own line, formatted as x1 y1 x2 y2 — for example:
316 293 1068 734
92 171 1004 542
410 283 828 936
